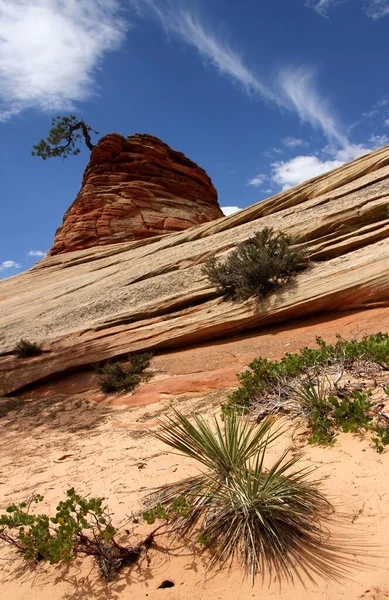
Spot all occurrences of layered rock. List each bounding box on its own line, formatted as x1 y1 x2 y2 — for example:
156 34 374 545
1 143 389 395
49 133 222 255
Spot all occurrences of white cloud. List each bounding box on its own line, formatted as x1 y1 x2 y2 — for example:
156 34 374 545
270 143 371 190
282 137 305 148
384 119 389 126
135 1 351 148
364 0 389 19
0 0 127 120
247 173 267 187
0 260 21 271
28 250 46 257
271 155 343 190
221 206 242 216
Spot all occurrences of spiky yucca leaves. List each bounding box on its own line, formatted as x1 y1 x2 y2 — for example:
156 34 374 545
154 409 277 474
147 411 339 582
201 449 337 583
150 411 279 533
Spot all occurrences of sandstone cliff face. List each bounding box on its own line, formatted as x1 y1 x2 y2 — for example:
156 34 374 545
1 144 389 395
49 133 222 255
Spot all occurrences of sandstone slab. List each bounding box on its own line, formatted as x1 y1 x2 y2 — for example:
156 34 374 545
1 144 389 395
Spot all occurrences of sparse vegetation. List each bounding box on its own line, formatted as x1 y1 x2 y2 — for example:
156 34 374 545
222 333 389 451
144 410 339 582
31 115 98 160
201 227 308 301
0 488 153 581
97 351 153 394
13 339 43 358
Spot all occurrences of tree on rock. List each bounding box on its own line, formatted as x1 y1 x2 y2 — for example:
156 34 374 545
31 115 99 160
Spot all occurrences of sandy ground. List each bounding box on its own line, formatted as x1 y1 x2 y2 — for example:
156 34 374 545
1 393 389 600
1 309 389 600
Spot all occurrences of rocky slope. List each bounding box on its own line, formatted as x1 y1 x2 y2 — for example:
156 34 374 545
49 133 223 255
1 143 389 395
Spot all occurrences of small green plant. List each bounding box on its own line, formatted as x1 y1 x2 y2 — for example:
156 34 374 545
145 410 339 583
0 489 152 580
332 390 373 433
97 351 152 394
13 339 43 358
371 425 389 454
201 227 308 301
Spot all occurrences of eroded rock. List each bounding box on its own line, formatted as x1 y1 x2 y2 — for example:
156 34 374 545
49 133 222 255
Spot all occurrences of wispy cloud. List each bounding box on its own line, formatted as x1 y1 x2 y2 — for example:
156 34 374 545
369 134 389 147
305 0 340 17
0 260 21 271
135 1 352 150
0 0 127 121
247 173 267 187
133 0 277 103
28 250 46 257
277 67 349 147
307 0 389 19
282 137 305 148
364 0 389 19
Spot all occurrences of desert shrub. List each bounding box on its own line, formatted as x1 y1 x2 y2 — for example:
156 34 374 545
13 339 43 358
223 332 389 416
0 488 152 580
201 227 308 301
97 351 152 394
223 333 389 451
144 410 338 582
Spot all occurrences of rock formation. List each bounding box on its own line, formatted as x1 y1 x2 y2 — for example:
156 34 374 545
49 133 223 255
1 143 389 395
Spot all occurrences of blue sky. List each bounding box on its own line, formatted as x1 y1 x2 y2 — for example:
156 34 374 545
1 0 389 278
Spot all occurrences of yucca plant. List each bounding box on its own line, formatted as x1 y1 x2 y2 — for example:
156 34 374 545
146 410 343 583
148 411 279 534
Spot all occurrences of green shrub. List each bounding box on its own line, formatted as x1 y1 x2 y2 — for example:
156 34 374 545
223 332 389 416
201 227 308 301
97 351 152 394
0 488 151 580
223 333 389 451
145 410 337 583
13 339 43 358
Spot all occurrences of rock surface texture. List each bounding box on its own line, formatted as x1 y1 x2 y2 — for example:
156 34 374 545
49 133 222 255
1 144 389 395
